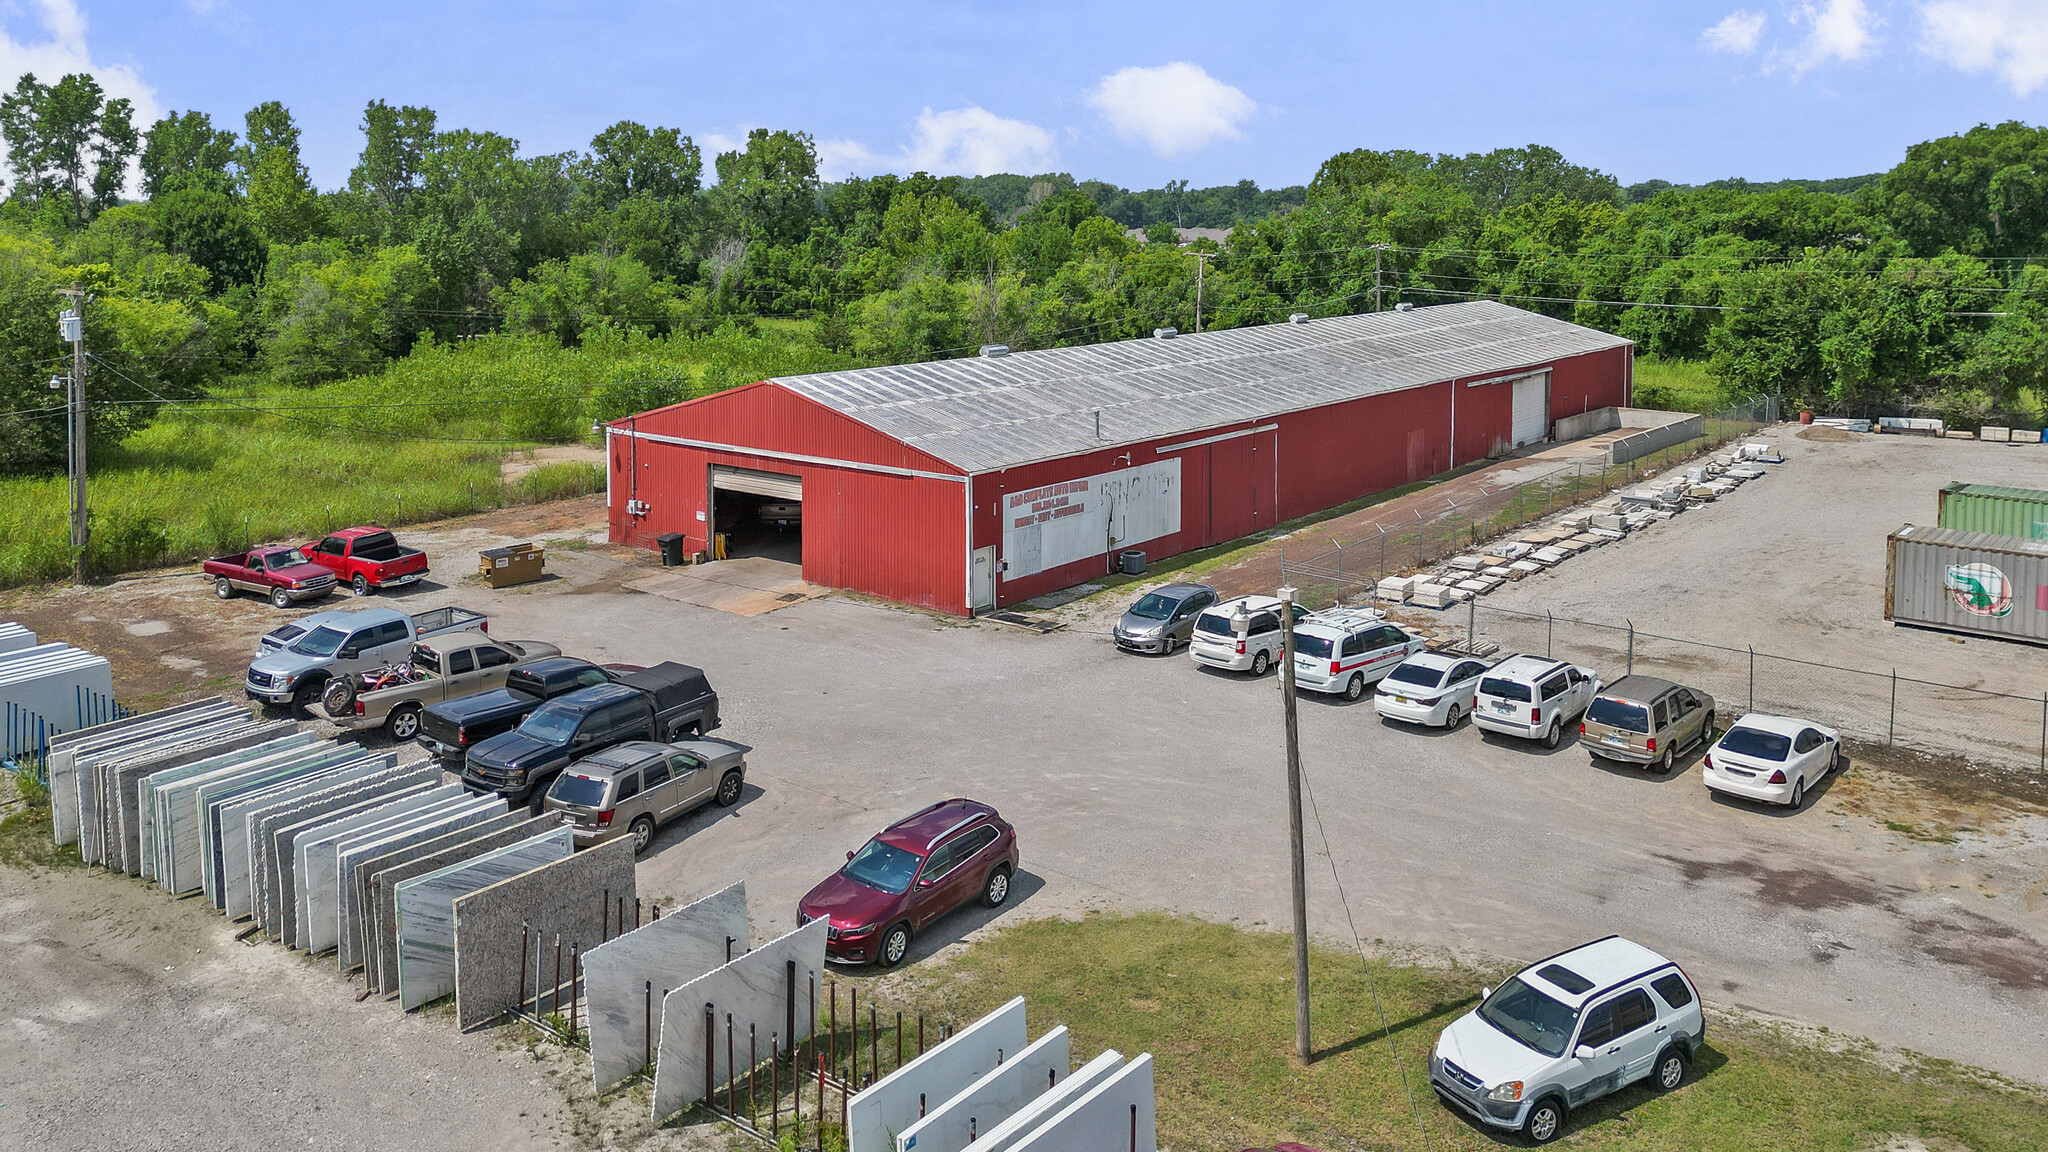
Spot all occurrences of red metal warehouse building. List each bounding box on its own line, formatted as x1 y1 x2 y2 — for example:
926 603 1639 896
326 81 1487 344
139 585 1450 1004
607 300 1633 615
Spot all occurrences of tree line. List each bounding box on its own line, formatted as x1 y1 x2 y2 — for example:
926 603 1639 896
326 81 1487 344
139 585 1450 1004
3 69 2046 476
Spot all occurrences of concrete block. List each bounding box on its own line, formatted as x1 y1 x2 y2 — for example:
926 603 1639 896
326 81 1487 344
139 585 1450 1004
845 996 1029 1152
1507 560 1543 578
1446 555 1484 572
650 919 828 1123
395 828 575 1010
365 814 564 994
586 882 748 1092
1532 547 1569 565
1495 541 1534 560
452 837 637 1029
1409 583 1452 608
1590 513 1626 534
1980 425 2011 443
296 787 469 954
1009 1054 1155 1152
1374 576 1414 602
333 797 505 973
1481 566 1515 579
894 1026 1070 1152
1566 534 1609 549
2012 429 2042 444
972 1051 1125 1152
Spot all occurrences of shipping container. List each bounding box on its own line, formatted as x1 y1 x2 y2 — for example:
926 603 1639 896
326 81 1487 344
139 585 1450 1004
1936 482 2048 541
1885 524 2048 646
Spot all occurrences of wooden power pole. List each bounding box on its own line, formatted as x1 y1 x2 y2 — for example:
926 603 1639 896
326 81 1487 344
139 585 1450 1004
56 287 89 584
1278 585 1311 1061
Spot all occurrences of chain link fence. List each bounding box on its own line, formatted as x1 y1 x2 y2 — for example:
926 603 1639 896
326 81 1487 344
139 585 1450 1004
1450 601 2048 775
1279 398 1779 609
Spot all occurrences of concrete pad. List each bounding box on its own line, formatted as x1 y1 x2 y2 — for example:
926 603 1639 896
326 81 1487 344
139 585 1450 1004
625 557 825 617
650 919 827 1122
452 836 637 1029
365 814 563 994
584 883 747 1091
845 996 1028 1152
394 828 575 1011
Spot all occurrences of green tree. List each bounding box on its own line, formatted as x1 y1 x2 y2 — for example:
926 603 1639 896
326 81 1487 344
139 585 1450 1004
151 187 268 287
0 72 140 228
258 241 432 384
140 110 237 197
494 251 688 344
348 99 438 222
241 101 322 243
1876 121 2048 259
709 129 820 245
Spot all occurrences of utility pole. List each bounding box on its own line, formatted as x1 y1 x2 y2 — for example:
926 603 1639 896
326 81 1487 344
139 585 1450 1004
1277 585 1311 1062
56 286 89 584
1371 244 1389 312
1193 251 1213 333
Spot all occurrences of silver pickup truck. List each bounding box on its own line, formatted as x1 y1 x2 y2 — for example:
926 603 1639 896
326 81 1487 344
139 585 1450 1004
319 631 560 740
246 605 489 716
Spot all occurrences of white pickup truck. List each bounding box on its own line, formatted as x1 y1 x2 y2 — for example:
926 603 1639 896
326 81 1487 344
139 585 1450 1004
319 630 560 740
245 605 489 716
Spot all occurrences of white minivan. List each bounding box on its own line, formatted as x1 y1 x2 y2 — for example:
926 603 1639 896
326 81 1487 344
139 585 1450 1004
1188 595 1306 676
1473 655 1599 749
1290 608 1425 700
1431 935 1705 1144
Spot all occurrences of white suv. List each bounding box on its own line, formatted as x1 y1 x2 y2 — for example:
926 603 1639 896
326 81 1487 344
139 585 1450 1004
1473 655 1598 748
1188 595 1306 676
1431 936 1705 1144
1290 609 1425 700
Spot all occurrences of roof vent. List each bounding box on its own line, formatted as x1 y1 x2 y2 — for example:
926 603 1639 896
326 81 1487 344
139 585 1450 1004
1394 302 1416 312
979 344 1010 358
1152 327 1178 340
1288 313 1310 324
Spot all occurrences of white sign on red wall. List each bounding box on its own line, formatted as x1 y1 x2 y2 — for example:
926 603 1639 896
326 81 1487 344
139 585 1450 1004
1002 459 1180 579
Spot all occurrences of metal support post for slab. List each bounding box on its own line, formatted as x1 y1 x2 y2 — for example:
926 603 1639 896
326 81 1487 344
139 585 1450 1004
644 982 653 1070
635 897 642 928
869 1004 878 1085
2040 693 2046 771
829 982 838 1072
1130 1103 1138 1152
726 935 735 962
817 1056 826 1152
919 1013 925 1054
896 1010 903 1070
786 960 798 1063
1467 595 1476 650
601 890 609 942
750 1025 758 1128
771 1036 780 1140
1889 670 1897 745
553 936 563 1017
570 947 579 1036
1748 647 1756 713
519 925 529 1013
704 1004 715 1110
727 1013 736 1118
1546 611 1554 659
849 986 859 1086
808 974 816 1067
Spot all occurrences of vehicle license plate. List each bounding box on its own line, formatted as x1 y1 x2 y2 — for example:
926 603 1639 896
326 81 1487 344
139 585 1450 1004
1606 734 1628 745
1395 696 1411 704
1494 702 1513 714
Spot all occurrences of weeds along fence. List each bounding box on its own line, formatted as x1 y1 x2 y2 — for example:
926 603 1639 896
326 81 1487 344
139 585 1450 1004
1459 601 2048 777
1278 398 1778 609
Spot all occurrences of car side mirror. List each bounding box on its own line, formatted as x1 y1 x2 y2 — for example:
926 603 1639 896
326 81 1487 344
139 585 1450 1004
846 850 855 862
1574 1045 1598 1061
339 647 360 660
916 878 933 889
1480 986 1492 1001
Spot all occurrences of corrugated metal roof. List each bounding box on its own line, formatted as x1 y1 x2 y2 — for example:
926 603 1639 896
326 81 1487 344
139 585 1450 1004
768 300 1632 473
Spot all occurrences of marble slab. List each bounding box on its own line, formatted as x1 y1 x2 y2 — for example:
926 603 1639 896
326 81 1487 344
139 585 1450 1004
452 837 636 1029
394 828 575 1010
334 797 505 973
894 1025 1069 1152
971 1051 1126 1152
846 996 1027 1152
49 700 239 847
219 762 380 919
195 746 356 905
651 918 826 1122
104 720 270 874
145 734 322 894
1008 1054 1154 1152
360 812 549 992
585 883 747 1091
294 787 466 954
136 723 297 880
263 764 428 941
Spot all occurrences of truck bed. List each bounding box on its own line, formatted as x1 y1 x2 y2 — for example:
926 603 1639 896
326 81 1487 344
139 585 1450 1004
411 606 487 636
617 662 712 715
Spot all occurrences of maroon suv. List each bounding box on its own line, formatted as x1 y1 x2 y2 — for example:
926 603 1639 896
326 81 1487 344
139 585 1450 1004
798 799 1019 967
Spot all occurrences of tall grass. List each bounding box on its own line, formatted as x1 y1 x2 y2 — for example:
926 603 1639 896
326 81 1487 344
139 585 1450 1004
1633 357 1728 413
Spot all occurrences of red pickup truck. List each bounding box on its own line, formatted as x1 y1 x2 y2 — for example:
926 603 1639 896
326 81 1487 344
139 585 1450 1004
307 527 430 595
204 547 339 608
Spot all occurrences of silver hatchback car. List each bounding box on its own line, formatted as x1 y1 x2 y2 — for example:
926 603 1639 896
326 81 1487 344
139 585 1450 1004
1113 582 1218 654
542 738 748 853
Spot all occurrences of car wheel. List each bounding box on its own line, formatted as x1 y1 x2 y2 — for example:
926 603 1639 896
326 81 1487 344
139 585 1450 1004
1250 650 1271 676
351 574 371 597
715 769 744 807
1788 778 1805 810
1523 1096 1565 1145
1701 710 1717 744
1654 1046 1689 1092
878 922 912 968
321 677 357 717
270 587 293 610
1828 743 1842 774
1444 703 1463 729
290 680 322 720
1344 674 1365 702
386 705 421 742
214 577 235 600
1657 745 1675 774
629 815 655 854
1542 719 1561 749
982 865 1013 908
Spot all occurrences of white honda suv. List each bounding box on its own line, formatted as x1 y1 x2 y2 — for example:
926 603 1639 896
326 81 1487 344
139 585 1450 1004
1473 655 1598 749
1431 936 1705 1144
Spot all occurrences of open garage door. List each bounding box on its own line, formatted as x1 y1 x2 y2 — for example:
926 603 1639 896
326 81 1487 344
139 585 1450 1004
711 465 803 565
1511 372 1550 448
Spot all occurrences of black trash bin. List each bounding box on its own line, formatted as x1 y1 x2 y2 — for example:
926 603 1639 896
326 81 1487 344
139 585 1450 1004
1119 549 1146 575
656 532 688 567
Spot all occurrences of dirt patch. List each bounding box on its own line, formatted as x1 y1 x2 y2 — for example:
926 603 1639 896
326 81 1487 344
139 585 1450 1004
1798 425 1863 442
501 443 606 482
1834 742 2048 825
1659 853 1902 912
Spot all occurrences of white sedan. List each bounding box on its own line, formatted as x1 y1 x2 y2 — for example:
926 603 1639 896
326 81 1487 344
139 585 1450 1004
1373 653 1493 728
1701 713 1841 808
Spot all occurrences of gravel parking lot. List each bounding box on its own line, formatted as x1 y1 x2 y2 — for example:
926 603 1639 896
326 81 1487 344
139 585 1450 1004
5 451 2047 1148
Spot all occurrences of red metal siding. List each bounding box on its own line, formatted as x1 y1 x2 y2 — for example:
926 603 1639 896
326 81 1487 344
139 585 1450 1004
1547 346 1631 423
620 382 960 476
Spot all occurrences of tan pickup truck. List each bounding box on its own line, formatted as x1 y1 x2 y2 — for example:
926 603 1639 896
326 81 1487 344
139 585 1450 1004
320 630 560 740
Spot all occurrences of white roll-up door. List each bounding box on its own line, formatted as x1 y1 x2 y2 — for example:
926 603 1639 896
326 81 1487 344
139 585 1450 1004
711 465 803 500
1511 373 1549 447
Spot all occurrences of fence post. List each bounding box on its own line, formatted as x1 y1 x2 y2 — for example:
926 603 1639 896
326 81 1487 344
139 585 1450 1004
1888 670 1897 746
1748 646 1755 713
1626 621 1634 675
2039 692 2045 773
1546 611 1553 659
1467 595 1476 650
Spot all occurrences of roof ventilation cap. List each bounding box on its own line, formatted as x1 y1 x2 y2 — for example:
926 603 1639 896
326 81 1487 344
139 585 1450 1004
1152 327 1178 340
1394 302 1416 312
1287 313 1310 325
979 344 1009 358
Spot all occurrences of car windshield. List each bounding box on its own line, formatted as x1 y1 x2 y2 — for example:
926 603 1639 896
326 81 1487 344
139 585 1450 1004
1479 976 1580 1057
841 839 924 895
1385 663 1445 689
521 701 582 744
1295 634 1334 659
549 773 609 808
1127 593 1179 620
267 548 311 570
1194 613 1236 637
1719 726 1792 760
1480 677 1533 702
1587 698 1650 732
291 626 348 657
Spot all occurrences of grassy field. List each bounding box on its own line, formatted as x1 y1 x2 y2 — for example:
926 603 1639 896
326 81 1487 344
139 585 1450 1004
1632 358 1728 414
900 913 2048 1152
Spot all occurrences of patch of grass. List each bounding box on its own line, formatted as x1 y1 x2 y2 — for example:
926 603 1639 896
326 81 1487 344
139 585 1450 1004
0 769 80 870
914 913 2048 1151
1882 819 1959 844
1634 357 1729 414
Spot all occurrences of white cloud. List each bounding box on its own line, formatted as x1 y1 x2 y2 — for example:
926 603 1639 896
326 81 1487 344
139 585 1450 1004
1921 0 2048 95
1703 10 1768 54
1087 62 1256 158
0 0 160 188
1776 0 1880 72
815 106 1056 179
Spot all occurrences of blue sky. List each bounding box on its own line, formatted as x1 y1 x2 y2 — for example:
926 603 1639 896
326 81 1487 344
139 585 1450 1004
4 0 2047 192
